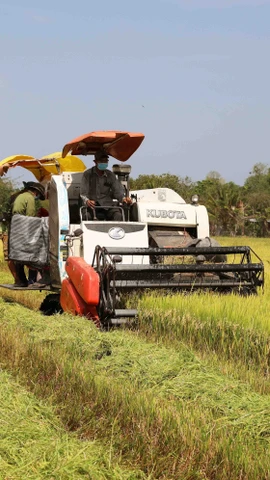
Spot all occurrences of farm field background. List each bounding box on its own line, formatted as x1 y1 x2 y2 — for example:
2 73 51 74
0 237 269 479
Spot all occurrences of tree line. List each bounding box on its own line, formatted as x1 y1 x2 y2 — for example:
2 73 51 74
1 162 270 237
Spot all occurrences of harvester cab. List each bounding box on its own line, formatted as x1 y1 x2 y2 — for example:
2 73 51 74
0 131 264 328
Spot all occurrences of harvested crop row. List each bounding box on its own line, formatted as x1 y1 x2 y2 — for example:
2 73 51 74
0 369 146 480
0 301 269 480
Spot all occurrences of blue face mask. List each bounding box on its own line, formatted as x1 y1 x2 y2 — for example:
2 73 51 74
97 162 108 171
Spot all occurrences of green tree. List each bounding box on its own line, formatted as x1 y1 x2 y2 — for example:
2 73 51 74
0 178 17 217
244 163 270 194
243 163 270 236
243 191 270 236
197 175 243 235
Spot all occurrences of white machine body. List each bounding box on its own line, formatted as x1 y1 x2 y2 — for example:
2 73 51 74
49 174 210 287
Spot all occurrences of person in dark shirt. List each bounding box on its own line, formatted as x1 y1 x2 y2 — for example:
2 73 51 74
80 150 131 221
11 182 45 287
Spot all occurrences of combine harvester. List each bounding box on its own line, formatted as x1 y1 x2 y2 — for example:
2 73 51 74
0 131 264 328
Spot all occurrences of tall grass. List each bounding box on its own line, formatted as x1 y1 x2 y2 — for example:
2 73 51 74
138 293 270 375
0 301 269 480
137 237 270 381
0 370 146 479
0 237 270 478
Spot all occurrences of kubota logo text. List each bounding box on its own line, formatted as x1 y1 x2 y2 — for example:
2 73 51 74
146 209 187 220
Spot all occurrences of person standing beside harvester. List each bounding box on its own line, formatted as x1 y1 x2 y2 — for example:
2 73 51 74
11 181 46 287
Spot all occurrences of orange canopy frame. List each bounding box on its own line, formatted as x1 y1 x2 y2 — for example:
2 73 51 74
62 130 145 162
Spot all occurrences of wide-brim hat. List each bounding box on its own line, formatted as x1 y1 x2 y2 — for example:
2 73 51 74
23 181 45 200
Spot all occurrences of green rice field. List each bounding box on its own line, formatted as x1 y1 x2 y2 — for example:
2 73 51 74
0 237 269 479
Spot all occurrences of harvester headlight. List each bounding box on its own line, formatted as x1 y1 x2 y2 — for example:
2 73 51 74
191 194 199 204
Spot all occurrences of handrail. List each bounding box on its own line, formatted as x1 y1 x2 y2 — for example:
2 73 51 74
80 205 125 222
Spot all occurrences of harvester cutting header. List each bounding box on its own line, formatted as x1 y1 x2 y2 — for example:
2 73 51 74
0 131 264 327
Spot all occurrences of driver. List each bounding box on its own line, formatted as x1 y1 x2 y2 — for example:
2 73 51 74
80 150 132 221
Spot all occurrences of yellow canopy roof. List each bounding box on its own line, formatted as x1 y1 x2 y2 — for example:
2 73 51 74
0 152 86 182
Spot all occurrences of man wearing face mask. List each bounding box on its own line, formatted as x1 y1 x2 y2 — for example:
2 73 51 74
80 150 132 221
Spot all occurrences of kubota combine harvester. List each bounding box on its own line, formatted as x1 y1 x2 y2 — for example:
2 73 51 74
0 131 264 327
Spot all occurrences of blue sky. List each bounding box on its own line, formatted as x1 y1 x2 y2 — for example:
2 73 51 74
0 0 269 188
